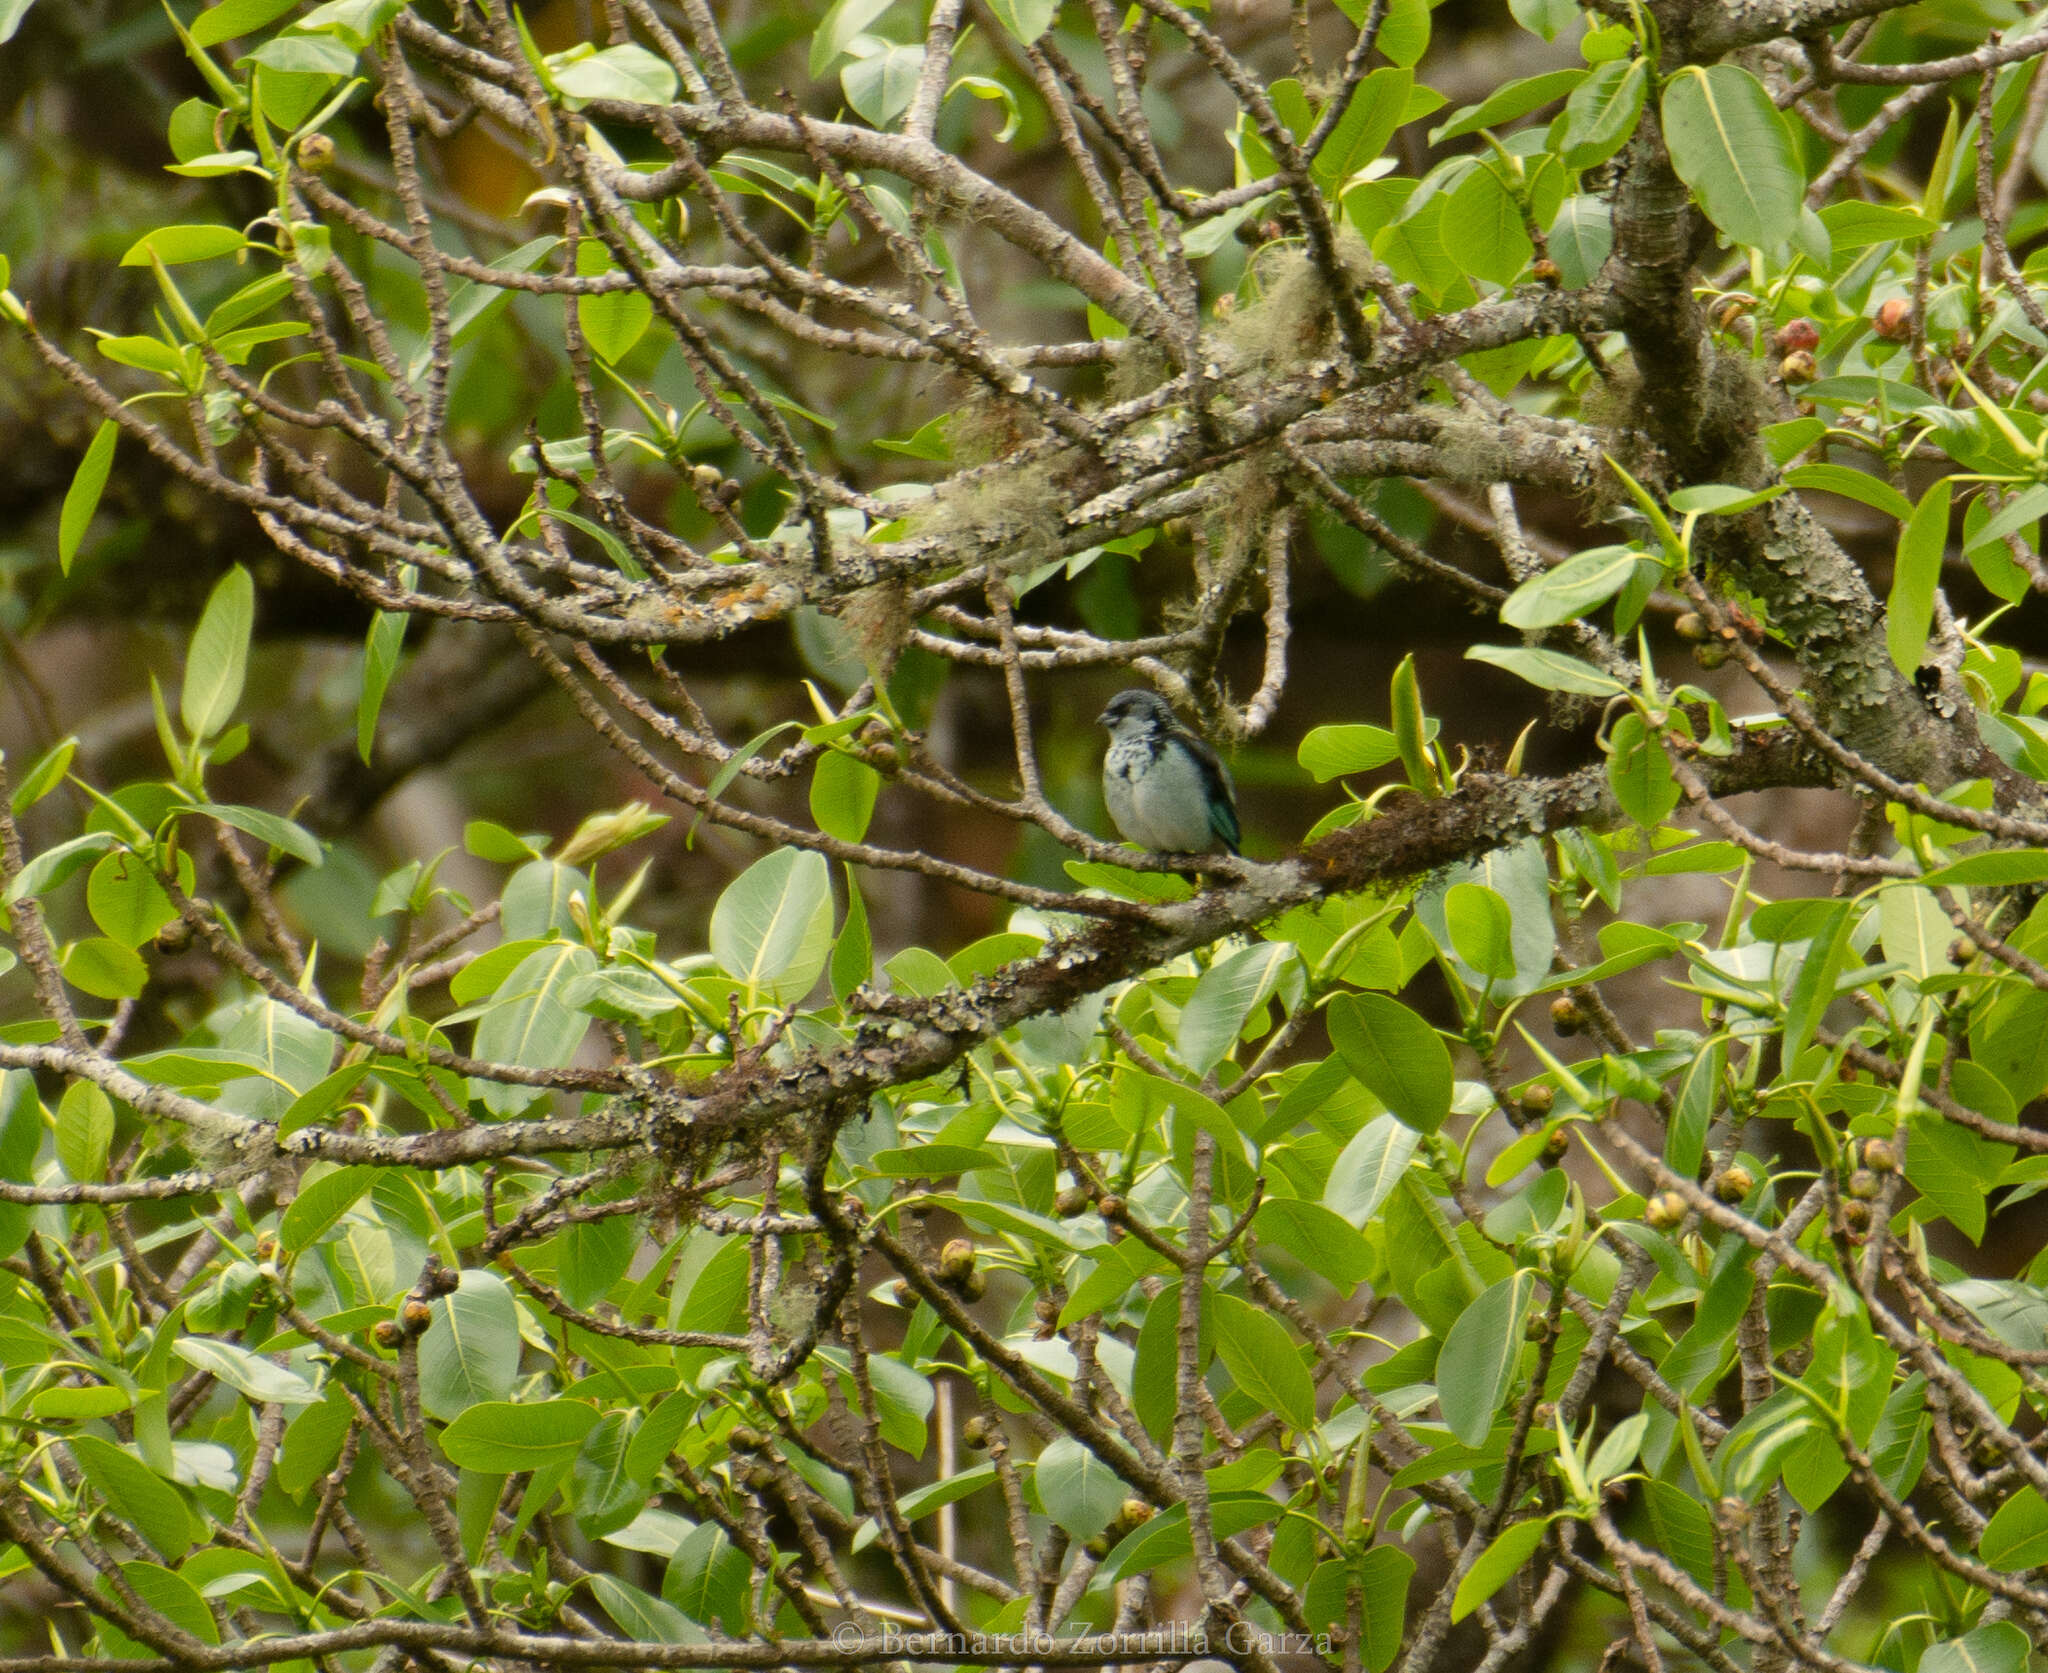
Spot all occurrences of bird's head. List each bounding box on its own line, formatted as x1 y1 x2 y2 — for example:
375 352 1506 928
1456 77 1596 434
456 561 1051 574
1097 688 1175 739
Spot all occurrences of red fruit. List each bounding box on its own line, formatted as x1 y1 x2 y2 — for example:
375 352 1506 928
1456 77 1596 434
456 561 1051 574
1774 318 1820 354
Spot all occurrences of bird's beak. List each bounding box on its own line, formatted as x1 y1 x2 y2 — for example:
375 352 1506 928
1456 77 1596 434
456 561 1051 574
1094 706 1115 728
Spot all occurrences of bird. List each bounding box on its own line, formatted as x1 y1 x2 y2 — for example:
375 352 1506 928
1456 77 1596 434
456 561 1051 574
1097 688 1241 857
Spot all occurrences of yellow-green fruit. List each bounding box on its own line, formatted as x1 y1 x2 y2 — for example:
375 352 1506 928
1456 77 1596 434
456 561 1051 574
1713 1166 1754 1203
1644 1191 1687 1231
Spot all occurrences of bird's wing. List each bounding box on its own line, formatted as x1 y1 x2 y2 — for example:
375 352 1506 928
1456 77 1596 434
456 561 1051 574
1178 729 1241 855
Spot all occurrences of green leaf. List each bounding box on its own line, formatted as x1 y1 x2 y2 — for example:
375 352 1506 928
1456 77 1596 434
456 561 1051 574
4 830 120 901
1920 1623 2029 1673
1327 992 1452 1134
59 421 117 575
0 0 40 44
120 224 248 266
190 0 298 45
1100 1492 1287 1582
63 936 148 1001
181 566 255 741
1500 546 1646 629
471 942 599 1116
417 1270 521 1420
1660 65 1803 254
174 1336 319 1406
1547 196 1612 288
1452 1517 1548 1621
9 735 76 816
1034 1436 1126 1540
1250 1197 1375 1287
572 241 653 366
1213 1293 1317 1431
810 749 880 843
1980 1487 2048 1570
1178 941 1292 1076
69 1435 193 1560
87 850 179 948
1906 1112 2010 1244
55 1081 113 1183
709 847 834 1003
441 1399 600 1472
1445 882 1516 983
1314 68 1416 189
357 606 407 764
1441 162 1531 287
243 32 356 73
984 0 1056 45
1324 1114 1420 1224
1438 1269 1537 1445
811 0 894 74
1431 69 1584 143
590 1572 698 1645
1507 0 1573 40
1298 723 1400 782
1888 477 1951 677
1467 645 1628 696
1784 463 1915 521
173 801 323 867
1607 712 1680 827
1558 57 1646 169
279 1165 375 1252
1921 850 2048 887
830 867 872 1005
664 1521 752 1633
842 44 924 127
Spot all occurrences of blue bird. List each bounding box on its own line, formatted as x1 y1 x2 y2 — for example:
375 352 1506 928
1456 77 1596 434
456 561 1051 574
1097 689 1241 857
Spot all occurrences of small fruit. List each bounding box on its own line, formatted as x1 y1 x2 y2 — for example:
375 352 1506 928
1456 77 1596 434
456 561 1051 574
1083 1535 1110 1560
1862 1138 1898 1173
1949 937 1974 965
727 1425 765 1452
1531 257 1561 284
691 463 723 493
715 479 743 507
1840 1198 1872 1233
1519 1084 1555 1120
1095 1195 1125 1221
1550 997 1584 1038
296 132 336 173
1054 1186 1090 1218
1117 1498 1154 1530
1774 318 1820 354
962 1415 993 1449
401 1298 433 1333
372 1318 403 1348
1713 1165 1755 1203
1693 640 1731 670
1525 1314 1552 1342
1846 1168 1881 1200
1874 297 1912 341
1544 1128 1571 1160
1645 1190 1687 1231
1779 349 1818 384
938 1239 976 1282
1673 611 1710 642
956 1268 987 1302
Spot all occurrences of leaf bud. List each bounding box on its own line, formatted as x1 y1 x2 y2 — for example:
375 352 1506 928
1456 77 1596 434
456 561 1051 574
1873 297 1912 341
1712 1165 1754 1203
1644 1190 1687 1231
1095 1194 1125 1221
